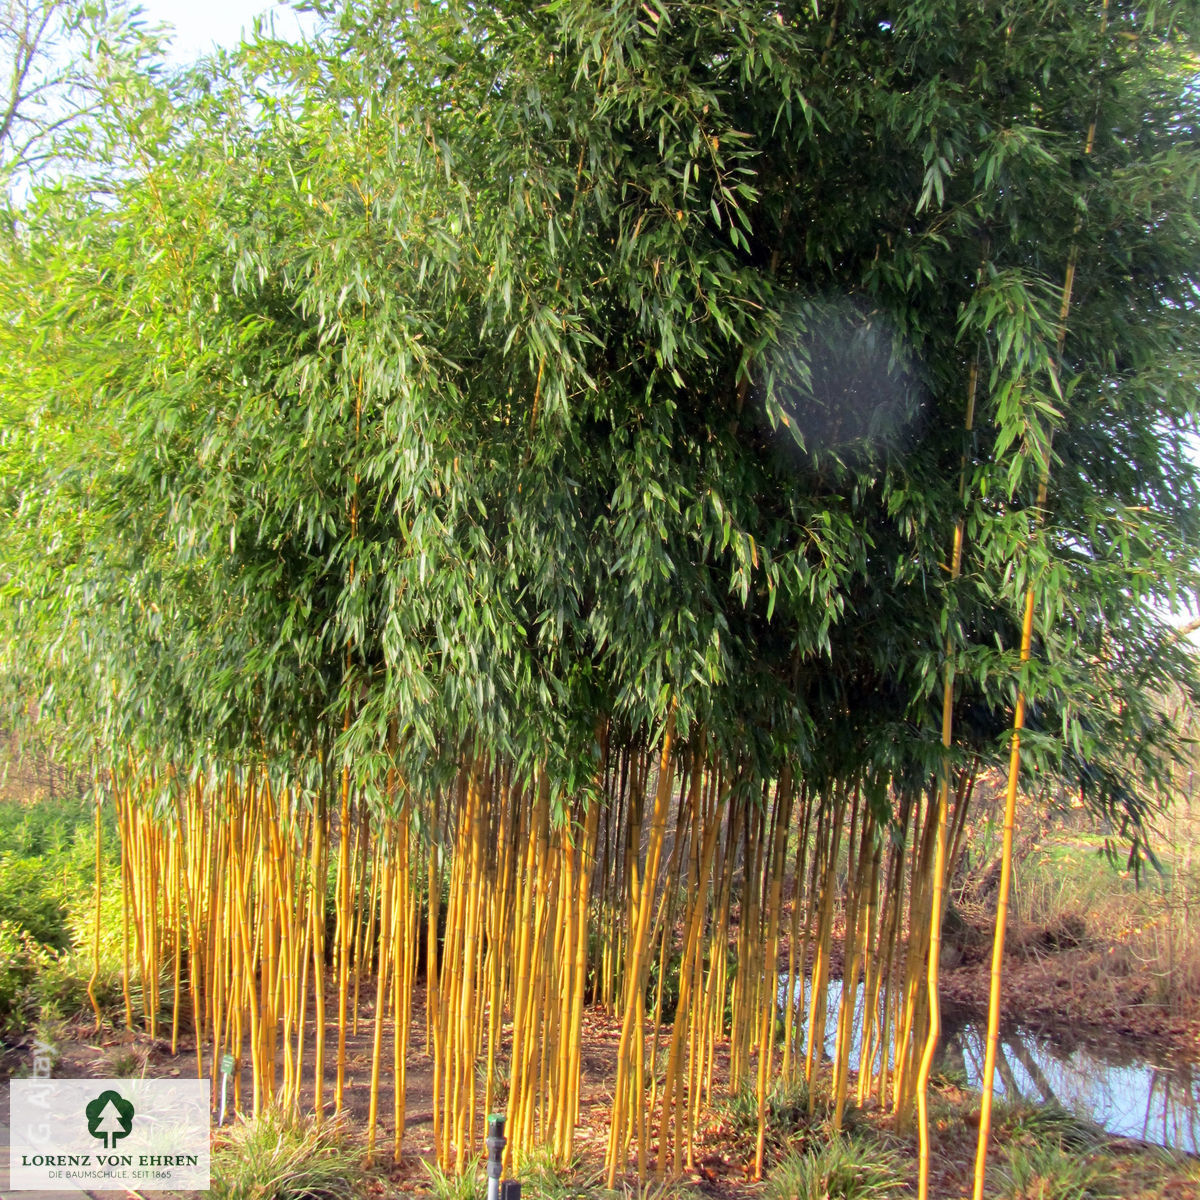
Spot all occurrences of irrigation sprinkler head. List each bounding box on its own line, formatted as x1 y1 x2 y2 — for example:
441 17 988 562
486 1112 507 1200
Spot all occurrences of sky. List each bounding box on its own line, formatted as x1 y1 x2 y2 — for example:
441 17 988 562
133 0 314 63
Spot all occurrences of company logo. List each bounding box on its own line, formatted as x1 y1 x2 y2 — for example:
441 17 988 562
85 1089 135 1149
9 1078 210 1191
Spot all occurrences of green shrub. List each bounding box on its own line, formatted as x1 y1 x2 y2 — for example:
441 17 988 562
0 793 125 1030
645 945 683 1022
0 918 49 1031
0 793 119 948
0 852 70 949
32 946 124 1022
0 794 92 857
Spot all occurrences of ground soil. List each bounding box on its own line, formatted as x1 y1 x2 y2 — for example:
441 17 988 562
0 1002 967 1199
2 963 1197 1200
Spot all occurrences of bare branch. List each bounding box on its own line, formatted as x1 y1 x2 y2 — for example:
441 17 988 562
0 1 61 148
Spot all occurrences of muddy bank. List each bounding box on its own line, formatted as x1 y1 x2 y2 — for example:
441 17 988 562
939 941 1200 1065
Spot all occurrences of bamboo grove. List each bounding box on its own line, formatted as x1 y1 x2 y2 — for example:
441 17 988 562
2 0 1200 1193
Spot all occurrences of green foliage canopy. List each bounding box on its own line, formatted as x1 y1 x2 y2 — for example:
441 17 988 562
2 0 1199 827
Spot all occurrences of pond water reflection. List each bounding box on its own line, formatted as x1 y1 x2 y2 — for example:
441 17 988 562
784 978 1200 1155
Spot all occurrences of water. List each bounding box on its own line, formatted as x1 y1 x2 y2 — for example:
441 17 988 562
781 978 1200 1155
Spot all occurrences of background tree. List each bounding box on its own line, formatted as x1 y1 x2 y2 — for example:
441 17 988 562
0 0 167 192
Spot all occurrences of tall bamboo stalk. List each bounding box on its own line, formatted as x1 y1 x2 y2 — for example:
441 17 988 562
972 8 1108 1194
606 713 676 1189
916 351 979 1200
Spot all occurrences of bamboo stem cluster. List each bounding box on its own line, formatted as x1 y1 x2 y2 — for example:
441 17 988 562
106 732 982 1183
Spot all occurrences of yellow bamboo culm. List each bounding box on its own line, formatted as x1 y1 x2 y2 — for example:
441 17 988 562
366 825 393 1164
562 793 600 1160
606 711 675 1189
311 784 328 1122
805 791 846 1100
834 807 877 1129
335 751 353 1115
780 785 811 1085
508 770 552 1167
394 794 419 1164
97 721 1052 1192
754 772 794 1179
87 794 104 1032
657 749 724 1178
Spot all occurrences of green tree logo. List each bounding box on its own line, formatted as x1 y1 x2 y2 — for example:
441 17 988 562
85 1090 135 1149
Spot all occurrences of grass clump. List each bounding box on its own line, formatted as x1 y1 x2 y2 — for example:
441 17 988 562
763 1135 906 1200
423 1159 483 1200
1001 1143 1112 1200
1092 1144 1200 1200
1004 1102 1105 1152
211 1109 362 1200
997 1101 1112 1200
516 1148 588 1200
719 1076 812 1147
